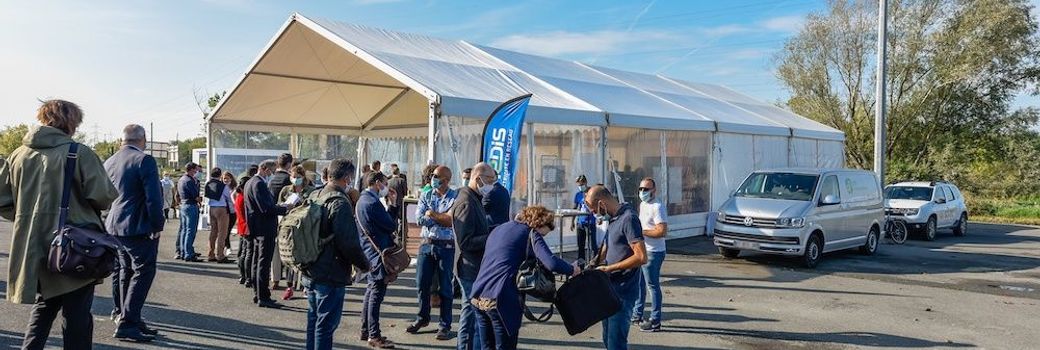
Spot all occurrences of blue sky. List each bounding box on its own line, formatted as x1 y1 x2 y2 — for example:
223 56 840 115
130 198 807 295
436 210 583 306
1 0 1037 142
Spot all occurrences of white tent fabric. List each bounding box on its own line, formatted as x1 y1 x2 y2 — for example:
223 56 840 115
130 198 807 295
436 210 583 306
209 13 844 142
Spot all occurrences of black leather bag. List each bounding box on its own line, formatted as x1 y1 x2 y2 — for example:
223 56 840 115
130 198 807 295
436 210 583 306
554 269 621 335
47 143 121 280
516 230 556 322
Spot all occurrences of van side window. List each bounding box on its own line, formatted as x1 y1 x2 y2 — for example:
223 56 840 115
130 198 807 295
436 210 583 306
943 186 956 201
935 187 948 202
820 176 840 203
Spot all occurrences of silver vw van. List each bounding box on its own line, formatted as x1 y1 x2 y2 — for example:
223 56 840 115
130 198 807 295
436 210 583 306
713 168 884 268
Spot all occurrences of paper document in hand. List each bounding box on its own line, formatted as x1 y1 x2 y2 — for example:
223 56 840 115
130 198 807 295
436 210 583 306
284 193 301 205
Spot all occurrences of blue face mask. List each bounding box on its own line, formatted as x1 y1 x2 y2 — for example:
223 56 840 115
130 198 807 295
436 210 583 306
639 190 653 202
431 178 443 189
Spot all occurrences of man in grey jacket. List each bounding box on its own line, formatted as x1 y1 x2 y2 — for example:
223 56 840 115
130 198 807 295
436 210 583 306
103 124 165 342
450 162 493 350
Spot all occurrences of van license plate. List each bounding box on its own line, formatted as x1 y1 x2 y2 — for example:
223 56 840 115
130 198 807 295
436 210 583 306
735 241 759 250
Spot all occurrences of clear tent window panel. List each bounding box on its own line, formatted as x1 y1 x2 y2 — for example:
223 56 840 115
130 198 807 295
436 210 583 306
664 131 712 215
607 127 664 206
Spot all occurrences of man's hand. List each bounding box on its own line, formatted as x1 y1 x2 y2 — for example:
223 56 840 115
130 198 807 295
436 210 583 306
425 209 435 218
571 261 581 277
387 188 398 204
150 232 161 240
596 264 613 273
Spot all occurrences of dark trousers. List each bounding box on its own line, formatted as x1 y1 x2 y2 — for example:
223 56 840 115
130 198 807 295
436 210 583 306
22 283 95 350
576 224 596 261
111 260 130 317
239 235 254 283
477 307 519 350
254 234 276 301
225 213 236 253
415 242 455 329
114 235 159 330
362 279 388 339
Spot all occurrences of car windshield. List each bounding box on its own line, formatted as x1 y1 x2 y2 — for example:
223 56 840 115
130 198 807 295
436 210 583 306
885 186 933 201
734 173 819 201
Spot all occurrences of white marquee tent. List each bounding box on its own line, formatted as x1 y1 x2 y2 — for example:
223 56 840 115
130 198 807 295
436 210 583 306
207 13 845 247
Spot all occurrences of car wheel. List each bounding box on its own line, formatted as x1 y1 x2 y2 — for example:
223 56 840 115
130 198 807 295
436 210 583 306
953 213 967 236
801 234 823 268
924 216 937 241
859 225 880 255
718 247 740 259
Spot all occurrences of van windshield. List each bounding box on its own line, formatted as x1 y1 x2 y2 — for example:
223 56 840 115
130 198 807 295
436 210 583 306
885 186 932 201
735 173 819 201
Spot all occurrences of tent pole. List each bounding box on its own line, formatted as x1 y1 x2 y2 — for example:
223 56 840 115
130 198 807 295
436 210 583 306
527 122 535 208
600 125 607 185
428 101 437 165
206 119 214 172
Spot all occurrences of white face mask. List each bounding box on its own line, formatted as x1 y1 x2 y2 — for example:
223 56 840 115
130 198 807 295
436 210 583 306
378 182 389 197
478 178 494 196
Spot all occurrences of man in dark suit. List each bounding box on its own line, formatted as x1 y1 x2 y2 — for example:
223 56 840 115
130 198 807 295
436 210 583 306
357 171 399 348
244 159 291 308
451 162 493 350
103 124 165 342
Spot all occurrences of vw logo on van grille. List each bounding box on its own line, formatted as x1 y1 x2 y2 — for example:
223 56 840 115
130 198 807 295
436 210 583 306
743 217 755 227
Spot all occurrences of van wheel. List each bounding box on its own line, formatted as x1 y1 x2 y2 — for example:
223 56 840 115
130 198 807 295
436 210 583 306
718 247 740 259
859 226 879 255
802 234 823 268
924 217 937 241
953 213 967 236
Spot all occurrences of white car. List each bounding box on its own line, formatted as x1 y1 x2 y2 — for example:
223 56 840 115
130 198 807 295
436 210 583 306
883 181 968 241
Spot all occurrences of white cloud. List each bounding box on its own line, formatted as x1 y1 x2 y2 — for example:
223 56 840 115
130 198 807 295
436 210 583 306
490 30 679 56
759 15 805 33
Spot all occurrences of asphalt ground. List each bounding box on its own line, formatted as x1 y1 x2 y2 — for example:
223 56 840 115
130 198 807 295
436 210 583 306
1 219 1038 349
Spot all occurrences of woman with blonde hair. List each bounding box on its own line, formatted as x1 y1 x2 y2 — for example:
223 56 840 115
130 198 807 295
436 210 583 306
469 206 580 350
0 100 118 349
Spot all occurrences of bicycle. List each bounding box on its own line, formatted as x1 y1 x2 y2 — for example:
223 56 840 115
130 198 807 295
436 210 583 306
884 211 909 244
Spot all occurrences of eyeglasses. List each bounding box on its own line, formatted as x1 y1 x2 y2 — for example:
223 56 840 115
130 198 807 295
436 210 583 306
638 187 654 192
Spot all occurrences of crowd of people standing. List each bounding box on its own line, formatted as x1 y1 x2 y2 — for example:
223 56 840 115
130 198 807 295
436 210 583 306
0 99 673 350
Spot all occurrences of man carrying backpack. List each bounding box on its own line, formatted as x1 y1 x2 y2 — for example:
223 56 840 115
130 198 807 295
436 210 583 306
300 158 371 350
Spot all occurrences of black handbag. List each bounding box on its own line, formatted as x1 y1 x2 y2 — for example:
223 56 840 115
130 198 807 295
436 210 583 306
47 143 121 280
554 269 621 335
516 230 556 322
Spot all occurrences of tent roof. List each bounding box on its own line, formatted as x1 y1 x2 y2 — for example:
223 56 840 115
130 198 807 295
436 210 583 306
209 13 844 141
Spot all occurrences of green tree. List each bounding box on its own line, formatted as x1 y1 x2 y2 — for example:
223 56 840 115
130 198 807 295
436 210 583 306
93 139 122 161
0 124 29 157
776 0 1040 171
172 137 207 169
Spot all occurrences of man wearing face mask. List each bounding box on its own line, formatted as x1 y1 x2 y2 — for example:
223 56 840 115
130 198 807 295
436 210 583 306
177 162 203 261
571 175 595 261
449 162 494 350
632 177 668 332
357 171 400 348
244 159 293 308
585 185 647 350
408 166 457 340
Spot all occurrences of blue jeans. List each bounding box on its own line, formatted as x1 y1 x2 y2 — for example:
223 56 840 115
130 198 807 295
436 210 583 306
178 204 199 258
362 279 388 339
456 277 482 350
633 251 666 323
415 242 455 329
477 307 518 350
602 276 640 350
306 283 346 350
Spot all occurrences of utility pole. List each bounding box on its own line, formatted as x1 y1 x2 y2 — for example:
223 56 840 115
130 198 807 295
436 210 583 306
874 0 888 186
149 122 154 157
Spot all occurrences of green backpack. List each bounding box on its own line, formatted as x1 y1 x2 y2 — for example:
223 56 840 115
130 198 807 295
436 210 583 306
277 191 343 270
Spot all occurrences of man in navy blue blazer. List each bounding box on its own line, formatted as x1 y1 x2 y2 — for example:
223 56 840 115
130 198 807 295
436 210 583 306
103 124 165 342
244 159 291 308
357 171 400 348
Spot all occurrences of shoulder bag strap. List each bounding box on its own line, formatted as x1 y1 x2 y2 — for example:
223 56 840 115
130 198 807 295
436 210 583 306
355 202 386 259
520 228 554 323
56 143 80 229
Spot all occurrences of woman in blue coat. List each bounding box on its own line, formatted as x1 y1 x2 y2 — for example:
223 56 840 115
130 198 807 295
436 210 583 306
470 206 580 350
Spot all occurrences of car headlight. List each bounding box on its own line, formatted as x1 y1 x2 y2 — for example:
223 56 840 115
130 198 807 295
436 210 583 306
716 211 726 222
893 208 919 215
776 217 805 228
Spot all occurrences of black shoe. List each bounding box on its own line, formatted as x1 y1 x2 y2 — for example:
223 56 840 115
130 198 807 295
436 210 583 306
238 278 246 285
257 299 282 309
435 328 452 341
359 330 368 341
245 282 254 289
138 323 160 336
639 320 661 333
405 320 429 334
630 316 643 326
114 328 155 342
183 257 201 262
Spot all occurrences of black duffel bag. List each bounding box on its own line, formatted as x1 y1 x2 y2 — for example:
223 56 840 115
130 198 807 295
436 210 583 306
553 269 621 335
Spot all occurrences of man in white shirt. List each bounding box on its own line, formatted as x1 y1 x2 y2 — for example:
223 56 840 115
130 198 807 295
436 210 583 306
633 177 668 332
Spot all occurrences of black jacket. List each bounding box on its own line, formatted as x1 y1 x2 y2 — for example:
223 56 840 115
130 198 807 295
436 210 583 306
267 170 292 201
451 186 491 280
302 184 371 287
204 178 226 201
244 175 287 237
